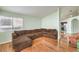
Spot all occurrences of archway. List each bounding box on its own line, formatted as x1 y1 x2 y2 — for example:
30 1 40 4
71 19 79 34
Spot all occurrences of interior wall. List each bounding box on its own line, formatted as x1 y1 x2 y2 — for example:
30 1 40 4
0 9 60 43
0 10 41 30
0 10 41 43
0 32 12 44
61 16 79 34
41 10 60 39
41 10 59 30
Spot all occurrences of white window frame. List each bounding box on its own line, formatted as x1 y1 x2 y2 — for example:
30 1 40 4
0 16 23 32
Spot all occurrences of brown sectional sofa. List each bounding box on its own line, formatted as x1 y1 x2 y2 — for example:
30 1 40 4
12 29 58 52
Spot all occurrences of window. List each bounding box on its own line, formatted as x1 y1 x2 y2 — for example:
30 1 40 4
0 16 23 32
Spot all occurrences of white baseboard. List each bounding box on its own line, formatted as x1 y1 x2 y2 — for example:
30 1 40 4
0 40 12 45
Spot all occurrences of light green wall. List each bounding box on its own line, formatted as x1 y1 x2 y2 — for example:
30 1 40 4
0 10 41 43
41 10 60 39
24 17 41 30
0 32 12 43
0 10 41 29
42 10 59 31
0 9 60 43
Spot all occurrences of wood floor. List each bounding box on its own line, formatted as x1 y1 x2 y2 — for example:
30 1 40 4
21 37 76 52
21 37 58 52
0 37 77 52
0 42 14 52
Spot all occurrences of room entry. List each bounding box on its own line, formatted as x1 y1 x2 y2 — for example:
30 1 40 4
71 19 79 33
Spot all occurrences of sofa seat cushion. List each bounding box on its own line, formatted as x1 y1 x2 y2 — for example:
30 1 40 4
13 35 32 51
13 35 32 45
26 32 43 40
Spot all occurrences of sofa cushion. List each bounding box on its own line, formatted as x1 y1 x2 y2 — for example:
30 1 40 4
14 31 25 36
13 35 32 51
13 29 58 39
26 33 42 40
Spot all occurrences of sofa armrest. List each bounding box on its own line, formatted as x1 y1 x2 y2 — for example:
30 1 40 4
12 32 18 39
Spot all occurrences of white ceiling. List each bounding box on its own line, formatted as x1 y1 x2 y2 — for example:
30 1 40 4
0 6 58 17
0 6 79 19
60 6 78 20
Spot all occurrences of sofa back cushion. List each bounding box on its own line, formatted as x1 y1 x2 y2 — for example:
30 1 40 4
13 29 58 39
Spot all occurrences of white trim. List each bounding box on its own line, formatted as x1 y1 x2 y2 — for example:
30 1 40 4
0 40 12 45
